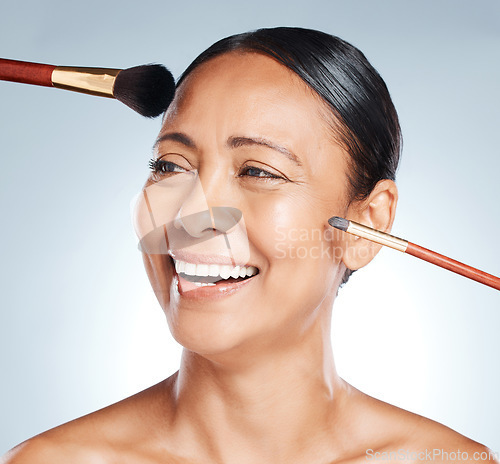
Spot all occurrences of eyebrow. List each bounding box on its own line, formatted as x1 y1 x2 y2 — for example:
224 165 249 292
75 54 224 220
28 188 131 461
227 136 302 166
154 132 302 166
154 132 196 149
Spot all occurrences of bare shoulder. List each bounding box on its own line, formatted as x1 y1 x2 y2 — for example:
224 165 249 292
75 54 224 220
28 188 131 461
401 414 499 464
346 384 498 464
0 405 125 464
1 378 174 464
0 434 107 464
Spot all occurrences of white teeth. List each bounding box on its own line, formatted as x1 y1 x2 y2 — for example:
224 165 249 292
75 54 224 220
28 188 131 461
176 260 186 273
193 281 216 287
196 264 209 277
246 266 257 277
173 259 259 280
208 264 219 277
219 265 232 280
230 266 240 279
184 262 196 275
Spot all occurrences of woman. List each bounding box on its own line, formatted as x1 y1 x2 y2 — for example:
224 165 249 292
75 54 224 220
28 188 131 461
3 27 496 464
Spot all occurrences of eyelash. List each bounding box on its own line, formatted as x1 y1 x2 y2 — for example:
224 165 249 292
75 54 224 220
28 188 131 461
239 166 284 180
148 158 186 174
148 158 286 181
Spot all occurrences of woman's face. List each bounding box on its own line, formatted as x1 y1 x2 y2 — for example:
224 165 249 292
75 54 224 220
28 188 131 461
134 52 353 359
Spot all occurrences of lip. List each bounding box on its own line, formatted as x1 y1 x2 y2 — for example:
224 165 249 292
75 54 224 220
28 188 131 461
176 272 258 300
168 254 259 301
168 249 258 268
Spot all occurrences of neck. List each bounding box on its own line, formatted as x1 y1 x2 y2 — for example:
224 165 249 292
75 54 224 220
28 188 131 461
164 301 349 464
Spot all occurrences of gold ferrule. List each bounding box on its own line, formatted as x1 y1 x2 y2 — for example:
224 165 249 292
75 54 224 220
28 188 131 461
51 66 121 98
347 221 408 252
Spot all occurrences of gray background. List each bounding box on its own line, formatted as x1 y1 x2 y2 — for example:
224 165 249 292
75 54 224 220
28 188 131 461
1 0 499 454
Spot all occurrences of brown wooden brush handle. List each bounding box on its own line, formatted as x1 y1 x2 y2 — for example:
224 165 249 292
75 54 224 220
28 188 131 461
406 242 500 291
0 58 55 87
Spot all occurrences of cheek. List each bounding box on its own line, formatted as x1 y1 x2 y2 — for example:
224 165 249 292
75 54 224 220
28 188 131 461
141 252 174 308
242 191 343 335
245 190 343 276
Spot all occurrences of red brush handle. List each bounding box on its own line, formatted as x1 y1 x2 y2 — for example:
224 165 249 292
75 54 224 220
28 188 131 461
406 242 500 291
0 58 55 87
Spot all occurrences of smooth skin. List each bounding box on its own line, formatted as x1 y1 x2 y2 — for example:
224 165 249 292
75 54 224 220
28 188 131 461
3 52 496 464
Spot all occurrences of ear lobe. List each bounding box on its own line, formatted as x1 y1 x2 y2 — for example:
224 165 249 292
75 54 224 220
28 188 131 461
341 179 398 271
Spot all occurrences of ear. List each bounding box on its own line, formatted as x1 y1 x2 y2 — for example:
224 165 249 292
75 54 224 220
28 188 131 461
342 179 398 271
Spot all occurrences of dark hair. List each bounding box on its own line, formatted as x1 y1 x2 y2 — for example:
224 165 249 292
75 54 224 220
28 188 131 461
177 27 402 285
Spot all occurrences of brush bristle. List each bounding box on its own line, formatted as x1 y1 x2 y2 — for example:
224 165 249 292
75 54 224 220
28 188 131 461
328 216 349 231
113 64 175 118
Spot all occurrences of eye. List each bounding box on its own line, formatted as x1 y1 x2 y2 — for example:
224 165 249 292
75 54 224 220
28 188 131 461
239 165 285 180
149 158 188 175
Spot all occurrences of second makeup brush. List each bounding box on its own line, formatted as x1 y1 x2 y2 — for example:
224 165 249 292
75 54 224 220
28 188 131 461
329 216 500 291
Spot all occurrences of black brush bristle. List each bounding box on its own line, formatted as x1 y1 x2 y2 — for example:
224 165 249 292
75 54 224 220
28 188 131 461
113 64 175 118
328 216 349 231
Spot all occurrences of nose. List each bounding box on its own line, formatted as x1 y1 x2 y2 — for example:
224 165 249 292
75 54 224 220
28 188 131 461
136 167 245 255
172 170 211 238
165 166 251 264
166 167 250 263
173 170 243 238
174 206 243 237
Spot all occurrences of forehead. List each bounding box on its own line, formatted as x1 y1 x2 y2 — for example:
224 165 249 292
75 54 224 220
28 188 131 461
161 52 332 144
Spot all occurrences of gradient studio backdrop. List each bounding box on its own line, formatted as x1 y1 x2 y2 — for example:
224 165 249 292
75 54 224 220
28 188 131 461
1 0 499 453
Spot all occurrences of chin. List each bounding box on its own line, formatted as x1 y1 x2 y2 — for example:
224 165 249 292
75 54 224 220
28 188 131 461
165 307 259 358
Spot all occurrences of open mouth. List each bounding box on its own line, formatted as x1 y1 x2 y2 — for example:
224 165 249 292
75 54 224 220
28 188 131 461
172 258 259 287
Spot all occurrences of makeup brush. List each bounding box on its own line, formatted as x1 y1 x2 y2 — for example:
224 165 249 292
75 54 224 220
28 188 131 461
0 58 176 117
328 216 500 291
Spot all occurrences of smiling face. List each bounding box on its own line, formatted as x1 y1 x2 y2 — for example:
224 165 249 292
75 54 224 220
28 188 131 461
134 52 355 360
